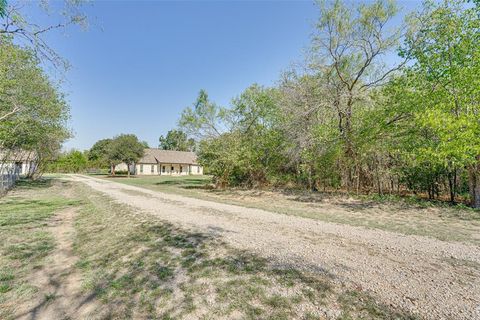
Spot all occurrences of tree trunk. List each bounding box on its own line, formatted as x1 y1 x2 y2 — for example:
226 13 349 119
447 169 457 204
127 164 130 178
468 158 480 208
111 164 115 176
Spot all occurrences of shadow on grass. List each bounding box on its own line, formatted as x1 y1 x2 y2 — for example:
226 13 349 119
155 178 210 186
14 178 53 190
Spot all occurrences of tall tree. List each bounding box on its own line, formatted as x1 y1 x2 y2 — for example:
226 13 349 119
88 138 113 169
310 0 407 190
109 134 145 177
159 129 195 151
390 0 480 206
179 90 227 140
0 38 70 177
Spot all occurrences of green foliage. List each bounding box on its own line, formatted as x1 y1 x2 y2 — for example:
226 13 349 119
159 129 195 151
179 90 227 140
379 0 480 204
88 138 113 168
401 0 480 166
183 85 286 187
177 0 480 207
88 134 145 175
47 150 89 173
0 0 6 18
0 38 70 177
110 134 145 168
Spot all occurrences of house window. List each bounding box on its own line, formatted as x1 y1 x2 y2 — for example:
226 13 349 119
180 166 182 173
151 165 154 173
162 166 165 173
197 166 200 173
171 166 174 171
140 164 143 173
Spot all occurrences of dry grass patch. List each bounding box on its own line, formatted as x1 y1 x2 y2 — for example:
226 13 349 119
0 179 81 320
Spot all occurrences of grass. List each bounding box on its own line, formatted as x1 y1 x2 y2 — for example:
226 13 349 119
0 178 81 320
0 177 417 319
99 175 480 245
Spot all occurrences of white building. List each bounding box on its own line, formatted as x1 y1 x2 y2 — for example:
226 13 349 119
0 150 37 176
116 149 203 176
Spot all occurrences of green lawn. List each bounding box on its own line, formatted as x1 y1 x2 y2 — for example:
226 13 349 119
98 174 212 194
101 175 480 246
0 177 416 319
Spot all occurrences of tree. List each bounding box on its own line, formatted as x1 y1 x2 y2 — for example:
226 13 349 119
384 0 480 206
181 85 285 187
159 129 195 151
176 0 479 206
49 150 88 173
88 138 113 169
0 0 87 69
0 38 70 178
179 90 227 140
0 0 6 18
309 0 407 190
109 134 145 177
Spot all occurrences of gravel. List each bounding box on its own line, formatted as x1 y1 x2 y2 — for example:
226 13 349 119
71 174 480 320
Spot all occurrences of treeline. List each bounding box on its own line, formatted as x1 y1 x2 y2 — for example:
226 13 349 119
49 129 198 175
48 134 146 175
178 0 480 207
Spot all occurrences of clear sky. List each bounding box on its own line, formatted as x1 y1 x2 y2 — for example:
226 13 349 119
30 0 419 151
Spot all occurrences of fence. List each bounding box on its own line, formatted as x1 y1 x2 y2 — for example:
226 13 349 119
0 171 20 193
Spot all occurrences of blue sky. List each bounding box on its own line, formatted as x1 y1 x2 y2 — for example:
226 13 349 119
30 0 419 150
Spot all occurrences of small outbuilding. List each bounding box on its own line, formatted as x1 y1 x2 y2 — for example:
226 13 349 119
0 150 38 176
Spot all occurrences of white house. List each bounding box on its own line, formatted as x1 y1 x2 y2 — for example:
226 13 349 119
115 149 203 176
0 150 38 176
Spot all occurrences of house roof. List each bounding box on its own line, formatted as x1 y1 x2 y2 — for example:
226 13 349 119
0 149 37 161
138 149 198 165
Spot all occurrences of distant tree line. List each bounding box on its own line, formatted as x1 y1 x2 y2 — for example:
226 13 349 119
49 134 145 176
178 0 480 207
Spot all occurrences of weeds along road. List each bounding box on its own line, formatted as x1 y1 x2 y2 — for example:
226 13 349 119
69 174 480 320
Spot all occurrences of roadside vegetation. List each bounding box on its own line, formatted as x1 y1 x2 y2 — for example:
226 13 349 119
173 0 480 208
0 177 418 319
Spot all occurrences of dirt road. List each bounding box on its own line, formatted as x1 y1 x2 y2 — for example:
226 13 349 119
70 174 480 320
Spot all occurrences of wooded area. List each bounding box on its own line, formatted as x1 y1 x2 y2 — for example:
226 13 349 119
179 0 480 207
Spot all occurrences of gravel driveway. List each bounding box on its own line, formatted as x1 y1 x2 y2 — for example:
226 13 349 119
70 175 480 320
